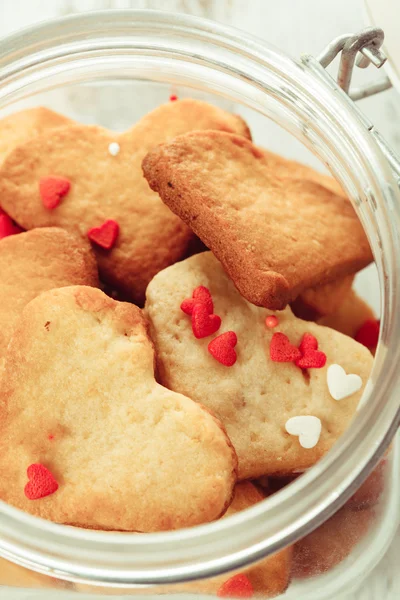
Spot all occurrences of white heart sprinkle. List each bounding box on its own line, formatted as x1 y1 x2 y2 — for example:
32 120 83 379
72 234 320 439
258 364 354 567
108 142 120 156
327 364 362 401
285 416 322 449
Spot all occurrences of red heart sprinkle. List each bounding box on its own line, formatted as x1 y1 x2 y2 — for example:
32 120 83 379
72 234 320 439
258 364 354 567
39 176 71 209
0 214 23 239
218 574 254 598
295 333 326 369
192 303 221 339
355 319 380 348
169 94 178 101
270 332 301 362
298 332 318 353
181 286 213 315
88 219 119 250
24 464 59 500
208 331 237 366
265 315 279 328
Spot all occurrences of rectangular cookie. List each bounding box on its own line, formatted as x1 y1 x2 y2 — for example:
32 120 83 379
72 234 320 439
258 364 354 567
143 131 373 310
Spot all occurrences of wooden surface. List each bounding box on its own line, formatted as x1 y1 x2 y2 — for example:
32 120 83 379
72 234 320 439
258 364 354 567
0 1 399 599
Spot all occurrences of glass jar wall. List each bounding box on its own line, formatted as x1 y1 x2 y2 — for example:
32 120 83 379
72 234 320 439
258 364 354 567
0 10 399 599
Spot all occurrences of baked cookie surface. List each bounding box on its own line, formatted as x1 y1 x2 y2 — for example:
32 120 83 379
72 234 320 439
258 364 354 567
0 227 98 359
0 101 250 304
292 275 354 320
292 505 375 578
0 286 236 531
146 252 373 479
261 147 346 198
143 130 372 309
187 482 292 598
75 482 293 597
318 289 376 338
0 107 73 164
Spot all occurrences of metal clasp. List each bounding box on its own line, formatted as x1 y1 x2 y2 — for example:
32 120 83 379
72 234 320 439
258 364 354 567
317 27 400 182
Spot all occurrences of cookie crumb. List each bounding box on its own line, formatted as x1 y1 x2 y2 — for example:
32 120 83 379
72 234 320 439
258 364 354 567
108 142 120 157
44 321 51 331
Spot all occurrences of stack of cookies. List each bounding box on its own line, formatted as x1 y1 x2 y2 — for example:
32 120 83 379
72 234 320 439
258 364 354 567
0 100 383 597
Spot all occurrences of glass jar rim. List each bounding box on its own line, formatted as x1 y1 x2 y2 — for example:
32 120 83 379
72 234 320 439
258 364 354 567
0 8 399 587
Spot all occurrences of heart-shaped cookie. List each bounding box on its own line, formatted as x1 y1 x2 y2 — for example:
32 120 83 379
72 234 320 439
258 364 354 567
146 252 373 478
327 364 363 400
213 483 292 598
285 416 322 449
0 286 236 531
292 504 375 578
318 289 377 341
0 227 98 359
143 130 372 309
75 482 293 597
291 275 354 321
0 558 61 589
0 100 250 304
0 107 73 166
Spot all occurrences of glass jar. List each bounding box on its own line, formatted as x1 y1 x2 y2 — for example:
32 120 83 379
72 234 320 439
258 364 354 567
0 9 399 600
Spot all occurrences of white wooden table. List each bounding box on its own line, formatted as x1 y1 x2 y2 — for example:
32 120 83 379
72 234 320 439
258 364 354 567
0 1 399 598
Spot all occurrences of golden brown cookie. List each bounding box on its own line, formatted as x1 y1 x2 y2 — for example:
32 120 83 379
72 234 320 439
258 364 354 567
0 107 73 165
0 227 98 359
261 148 346 198
195 482 292 597
75 482 292 597
291 276 355 321
0 558 66 589
261 150 352 321
145 252 373 479
143 131 372 310
318 289 376 338
0 100 250 304
347 459 387 509
292 505 375 578
0 286 237 531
